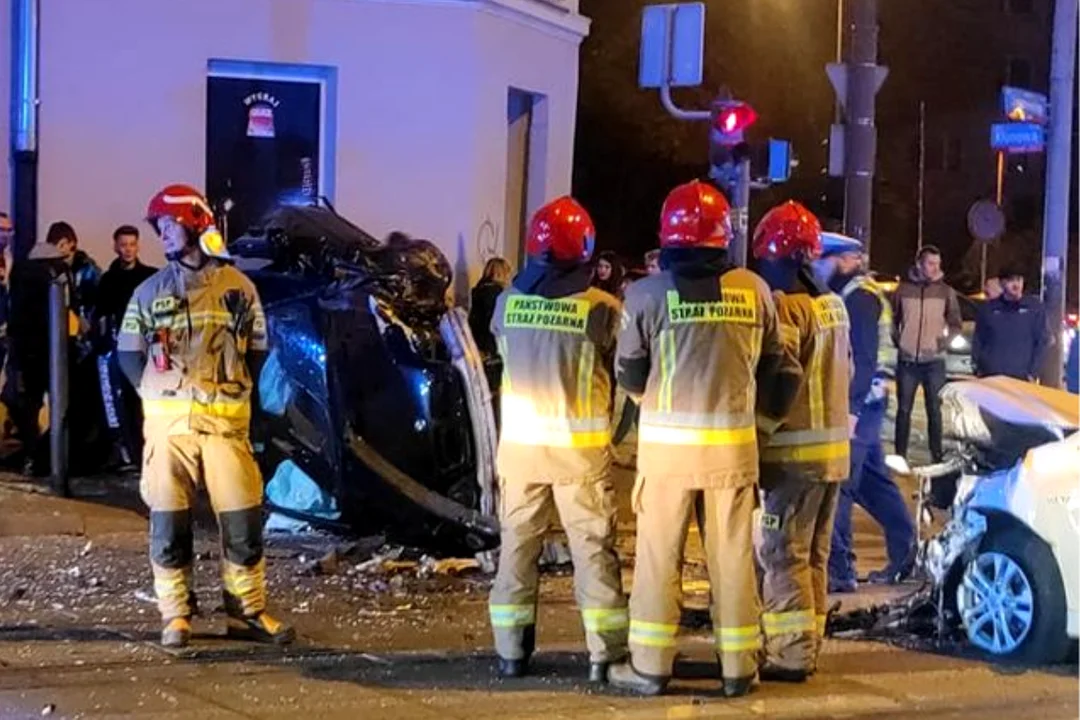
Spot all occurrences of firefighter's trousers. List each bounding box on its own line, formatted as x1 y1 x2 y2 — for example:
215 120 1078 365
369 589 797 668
627 478 760 681
141 432 268 622
755 476 840 671
489 476 628 663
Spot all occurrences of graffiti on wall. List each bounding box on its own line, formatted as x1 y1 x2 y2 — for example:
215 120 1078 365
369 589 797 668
475 217 500 264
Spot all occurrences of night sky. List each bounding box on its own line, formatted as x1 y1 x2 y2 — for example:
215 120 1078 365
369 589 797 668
573 0 1076 300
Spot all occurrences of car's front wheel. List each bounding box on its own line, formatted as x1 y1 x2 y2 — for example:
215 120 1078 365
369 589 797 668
955 527 1070 665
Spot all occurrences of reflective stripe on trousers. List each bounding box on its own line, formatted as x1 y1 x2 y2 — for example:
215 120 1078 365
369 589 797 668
583 607 630 633
489 604 536 628
628 481 759 679
715 624 764 653
762 609 816 637
489 479 627 663
756 478 839 672
628 619 678 649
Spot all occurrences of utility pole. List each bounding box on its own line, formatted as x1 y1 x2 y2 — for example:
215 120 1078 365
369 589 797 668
10 0 41 261
842 0 886 256
1038 0 1077 388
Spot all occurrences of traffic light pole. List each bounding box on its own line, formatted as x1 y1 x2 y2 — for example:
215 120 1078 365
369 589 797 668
843 0 882 254
729 158 751 267
1038 0 1077 388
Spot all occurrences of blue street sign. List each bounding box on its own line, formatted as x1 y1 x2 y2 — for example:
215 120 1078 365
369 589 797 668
990 122 1046 153
1001 86 1049 125
639 3 705 89
767 139 791 182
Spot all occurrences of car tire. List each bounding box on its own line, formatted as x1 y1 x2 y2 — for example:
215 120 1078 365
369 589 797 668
956 527 1070 665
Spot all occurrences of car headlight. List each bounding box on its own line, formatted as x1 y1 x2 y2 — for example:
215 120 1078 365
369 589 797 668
949 334 969 351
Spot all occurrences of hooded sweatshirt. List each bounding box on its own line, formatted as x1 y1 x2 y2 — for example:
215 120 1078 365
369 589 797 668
892 265 961 363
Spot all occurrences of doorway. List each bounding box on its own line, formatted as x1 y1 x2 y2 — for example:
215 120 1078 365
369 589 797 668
504 89 548 268
206 61 336 241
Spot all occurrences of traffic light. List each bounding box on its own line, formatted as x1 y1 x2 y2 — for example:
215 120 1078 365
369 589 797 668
709 100 757 185
712 101 757 142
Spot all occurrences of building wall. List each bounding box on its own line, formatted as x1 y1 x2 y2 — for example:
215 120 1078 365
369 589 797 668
14 0 586 285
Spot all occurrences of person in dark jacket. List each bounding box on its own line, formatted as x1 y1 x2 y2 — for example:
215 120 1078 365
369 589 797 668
469 257 511 357
892 246 962 462
6 238 68 475
47 222 102 334
815 234 915 592
95 225 157 343
94 225 158 468
972 267 1047 381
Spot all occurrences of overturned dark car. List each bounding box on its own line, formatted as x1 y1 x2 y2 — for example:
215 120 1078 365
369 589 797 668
228 204 499 555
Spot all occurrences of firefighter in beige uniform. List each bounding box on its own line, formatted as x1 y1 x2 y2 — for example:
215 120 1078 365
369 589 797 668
117 184 294 649
488 196 628 682
608 181 803 697
750 201 851 681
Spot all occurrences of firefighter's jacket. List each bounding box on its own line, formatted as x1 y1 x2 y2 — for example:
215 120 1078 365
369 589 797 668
616 268 802 489
492 285 621 484
117 261 268 439
759 291 852 484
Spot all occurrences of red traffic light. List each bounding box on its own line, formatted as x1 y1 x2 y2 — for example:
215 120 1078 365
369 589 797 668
714 102 758 135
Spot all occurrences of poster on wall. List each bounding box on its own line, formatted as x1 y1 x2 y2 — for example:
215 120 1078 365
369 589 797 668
206 77 321 241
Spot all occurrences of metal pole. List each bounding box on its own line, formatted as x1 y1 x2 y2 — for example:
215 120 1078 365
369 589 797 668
982 150 1006 289
842 0 883 255
48 276 69 497
10 0 40 262
833 0 845 124
1038 0 1077 388
728 157 751 268
917 101 926 250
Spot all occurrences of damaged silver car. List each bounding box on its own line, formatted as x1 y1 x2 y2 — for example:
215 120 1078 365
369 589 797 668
893 376 1079 664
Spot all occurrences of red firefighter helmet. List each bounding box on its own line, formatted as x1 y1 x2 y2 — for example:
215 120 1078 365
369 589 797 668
146 184 228 259
752 200 822 261
525 196 596 263
658 181 732 249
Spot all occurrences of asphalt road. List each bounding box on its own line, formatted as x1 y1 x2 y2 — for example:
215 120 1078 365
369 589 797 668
0 462 1076 720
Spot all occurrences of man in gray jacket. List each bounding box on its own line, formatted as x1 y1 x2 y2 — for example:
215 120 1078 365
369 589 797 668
892 246 961 462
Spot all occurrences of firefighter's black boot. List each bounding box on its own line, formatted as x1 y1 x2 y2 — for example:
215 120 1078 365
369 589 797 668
589 662 610 683
607 662 668 696
759 664 809 683
161 617 192 648
225 610 296 645
722 675 756 698
497 624 535 678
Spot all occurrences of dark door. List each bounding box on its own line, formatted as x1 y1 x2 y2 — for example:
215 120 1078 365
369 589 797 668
206 76 322 240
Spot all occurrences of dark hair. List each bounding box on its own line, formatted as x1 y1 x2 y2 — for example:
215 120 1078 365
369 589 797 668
644 249 660 264
45 221 78 247
997 266 1024 280
0 211 8 219
113 224 139 241
916 245 941 261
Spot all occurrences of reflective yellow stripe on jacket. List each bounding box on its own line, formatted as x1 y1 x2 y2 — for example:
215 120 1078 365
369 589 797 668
638 409 757 447
143 398 252 421
759 427 849 463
